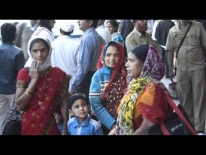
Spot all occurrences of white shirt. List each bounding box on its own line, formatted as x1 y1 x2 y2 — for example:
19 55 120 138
146 20 154 34
171 20 178 25
151 20 162 41
51 35 81 87
26 21 38 31
96 25 112 44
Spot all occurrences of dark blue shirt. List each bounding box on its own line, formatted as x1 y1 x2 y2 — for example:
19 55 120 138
0 43 25 94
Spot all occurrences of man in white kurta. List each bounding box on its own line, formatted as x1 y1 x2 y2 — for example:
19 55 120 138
51 21 81 90
96 20 112 44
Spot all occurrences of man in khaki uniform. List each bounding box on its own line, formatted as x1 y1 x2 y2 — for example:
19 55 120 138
166 20 206 133
125 20 155 53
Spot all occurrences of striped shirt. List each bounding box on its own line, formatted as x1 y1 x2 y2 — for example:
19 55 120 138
89 65 116 130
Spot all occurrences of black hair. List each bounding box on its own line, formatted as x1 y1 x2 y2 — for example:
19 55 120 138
106 20 118 32
29 38 50 52
132 20 147 24
131 44 149 62
1 23 16 44
133 20 139 24
13 22 19 26
91 20 99 28
86 20 98 28
67 93 89 110
107 41 119 49
39 20 52 31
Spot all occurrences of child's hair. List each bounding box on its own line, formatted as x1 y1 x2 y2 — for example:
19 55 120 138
67 93 89 110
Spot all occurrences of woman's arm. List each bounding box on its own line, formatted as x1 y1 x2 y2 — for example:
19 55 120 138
108 118 155 135
133 83 170 135
16 79 38 111
89 72 116 130
60 95 68 135
133 117 155 135
16 61 39 111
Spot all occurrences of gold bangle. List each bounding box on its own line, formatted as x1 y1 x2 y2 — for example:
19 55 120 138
25 91 32 96
26 89 33 94
26 89 33 96
16 81 27 88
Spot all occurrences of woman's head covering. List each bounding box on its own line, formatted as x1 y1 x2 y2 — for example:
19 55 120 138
97 41 125 69
96 41 127 120
131 44 165 81
25 35 52 71
98 41 126 93
24 27 54 70
103 41 125 66
96 44 105 70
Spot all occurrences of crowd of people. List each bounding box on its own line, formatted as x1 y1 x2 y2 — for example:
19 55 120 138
0 19 205 135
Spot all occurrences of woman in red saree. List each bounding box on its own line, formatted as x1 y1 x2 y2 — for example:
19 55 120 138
15 36 70 135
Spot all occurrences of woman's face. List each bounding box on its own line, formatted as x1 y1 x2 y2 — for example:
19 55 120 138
125 52 144 79
104 45 119 68
106 22 117 34
30 41 49 64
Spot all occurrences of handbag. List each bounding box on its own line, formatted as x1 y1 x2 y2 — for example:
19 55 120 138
1 68 31 135
148 94 197 135
168 77 178 100
1 106 22 135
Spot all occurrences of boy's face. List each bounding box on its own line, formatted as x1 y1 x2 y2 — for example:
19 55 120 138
70 99 90 119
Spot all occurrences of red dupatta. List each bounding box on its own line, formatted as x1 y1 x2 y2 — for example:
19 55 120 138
17 67 70 135
97 41 127 119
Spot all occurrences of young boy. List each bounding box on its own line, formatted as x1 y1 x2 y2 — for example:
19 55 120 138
56 93 103 135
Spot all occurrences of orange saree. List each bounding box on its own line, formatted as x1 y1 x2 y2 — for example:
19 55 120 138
116 82 173 135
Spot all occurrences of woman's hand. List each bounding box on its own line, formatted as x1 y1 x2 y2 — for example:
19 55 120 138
29 60 39 81
54 113 62 125
108 128 116 135
133 117 155 135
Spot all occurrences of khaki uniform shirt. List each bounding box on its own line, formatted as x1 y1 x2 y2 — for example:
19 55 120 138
125 28 155 53
166 21 206 71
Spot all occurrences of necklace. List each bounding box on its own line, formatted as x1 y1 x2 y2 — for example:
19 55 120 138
36 69 49 106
